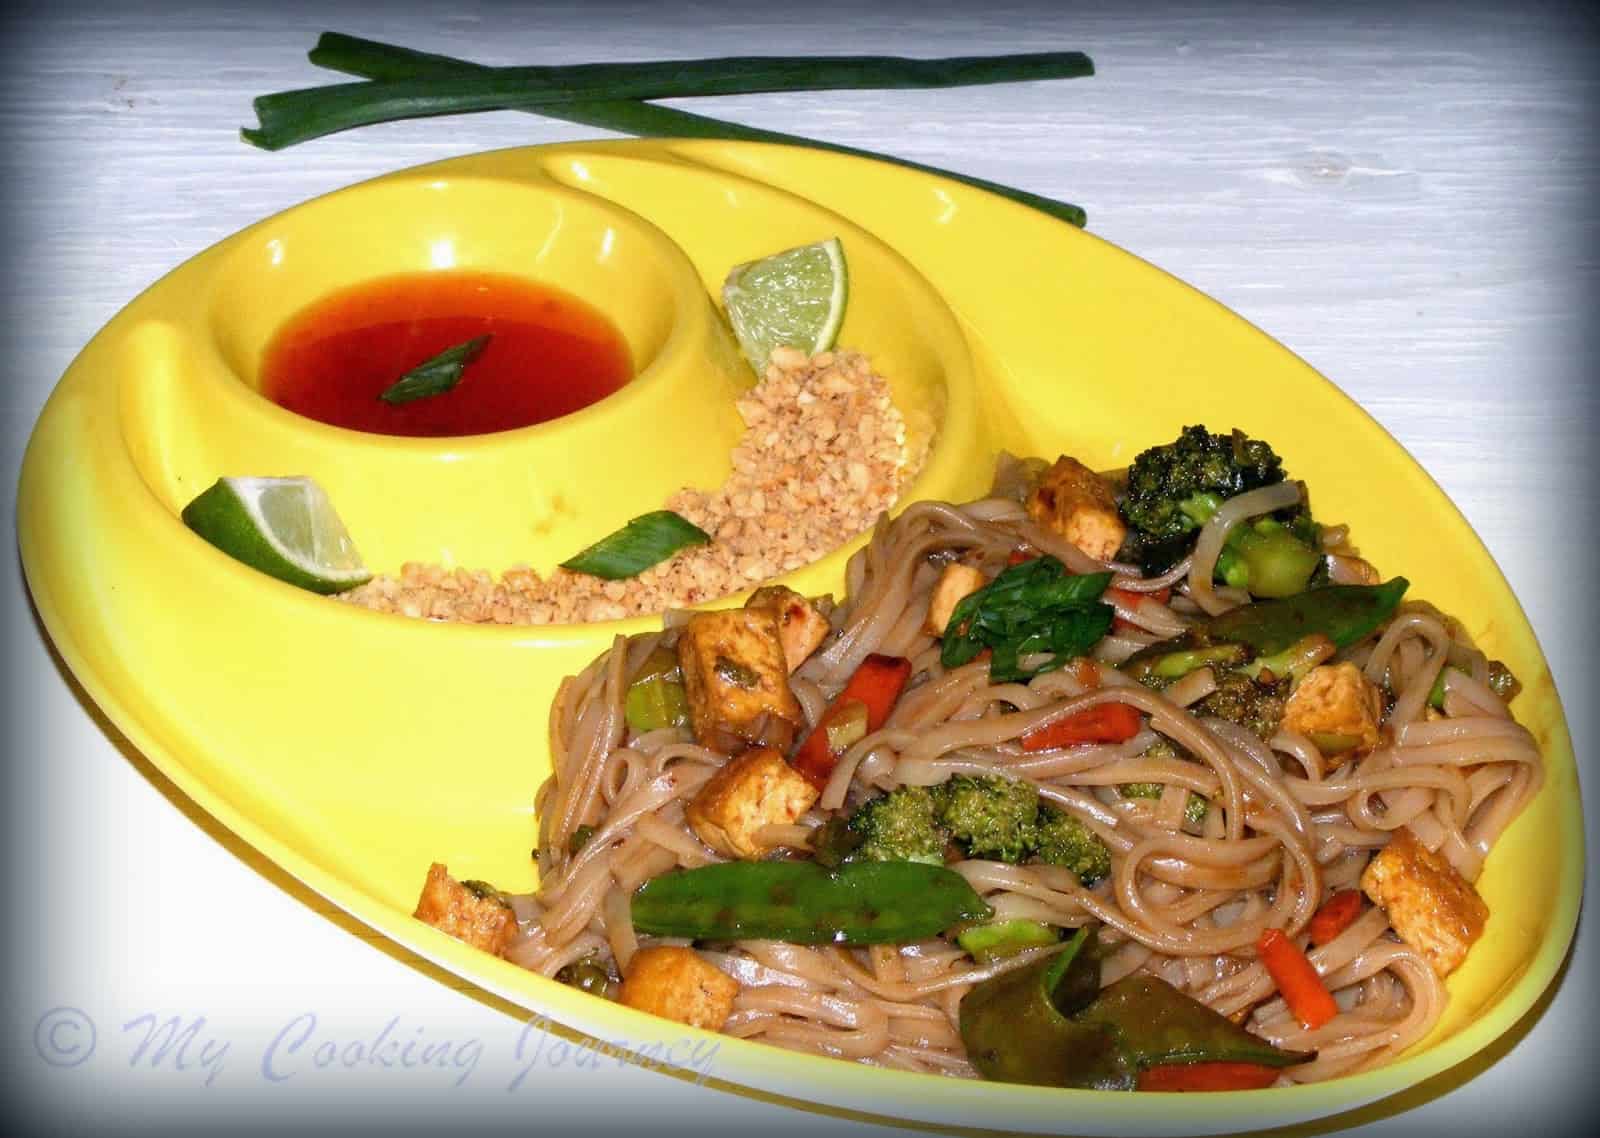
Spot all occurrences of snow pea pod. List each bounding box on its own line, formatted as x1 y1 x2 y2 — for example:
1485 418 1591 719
1122 579 1409 683
959 927 1126 1088
960 927 1311 1089
1076 976 1312 1072
630 860 993 945
1205 578 1409 655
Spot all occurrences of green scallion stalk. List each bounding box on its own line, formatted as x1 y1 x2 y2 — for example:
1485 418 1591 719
377 334 490 404
260 33 1091 228
244 48 1094 151
560 510 711 580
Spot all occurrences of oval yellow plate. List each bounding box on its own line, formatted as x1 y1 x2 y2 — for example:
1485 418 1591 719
16 140 1582 1135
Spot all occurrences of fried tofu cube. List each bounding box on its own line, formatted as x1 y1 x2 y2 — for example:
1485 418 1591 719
678 608 804 754
1283 662 1385 764
745 585 831 672
413 863 518 956
686 746 821 859
1025 456 1127 562
924 563 987 635
1361 828 1488 977
618 946 740 1031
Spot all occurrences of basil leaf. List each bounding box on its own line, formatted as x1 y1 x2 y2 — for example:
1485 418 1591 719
941 557 1114 682
377 334 491 405
560 510 711 580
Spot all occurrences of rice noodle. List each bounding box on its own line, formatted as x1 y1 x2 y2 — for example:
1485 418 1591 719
507 481 1540 1087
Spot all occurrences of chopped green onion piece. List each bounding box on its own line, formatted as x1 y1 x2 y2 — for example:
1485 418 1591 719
560 510 711 580
824 698 870 755
808 817 865 869
1487 660 1521 701
1308 732 1362 757
568 825 596 855
625 676 690 732
1427 666 1453 709
713 655 760 688
1428 661 1521 710
957 918 1060 963
625 647 692 732
377 335 490 404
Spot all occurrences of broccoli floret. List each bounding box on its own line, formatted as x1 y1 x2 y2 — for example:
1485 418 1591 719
1122 426 1285 543
554 958 616 999
1120 738 1210 828
1117 427 1320 593
1193 671 1288 740
935 774 1040 863
847 785 948 865
827 775 1113 881
1032 804 1113 884
1118 779 1209 828
1116 675 1284 827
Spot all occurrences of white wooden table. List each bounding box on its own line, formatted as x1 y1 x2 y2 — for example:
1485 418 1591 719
3 3 1593 1134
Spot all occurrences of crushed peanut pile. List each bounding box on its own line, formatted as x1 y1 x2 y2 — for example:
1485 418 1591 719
341 347 910 624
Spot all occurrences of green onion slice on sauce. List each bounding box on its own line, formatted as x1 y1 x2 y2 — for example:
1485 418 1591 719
560 510 711 580
377 334 491 405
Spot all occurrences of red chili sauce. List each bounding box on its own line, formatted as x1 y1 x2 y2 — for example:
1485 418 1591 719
260 271 633 436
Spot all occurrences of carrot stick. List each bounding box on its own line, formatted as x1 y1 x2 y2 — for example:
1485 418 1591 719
1020 701 1142 751
1257 928 1338 1030
1307 890 1364 947
791 654 912 789
1137 1061 1281 1092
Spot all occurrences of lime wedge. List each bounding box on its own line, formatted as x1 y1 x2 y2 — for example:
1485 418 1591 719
721 237 848 375
181 476 371 594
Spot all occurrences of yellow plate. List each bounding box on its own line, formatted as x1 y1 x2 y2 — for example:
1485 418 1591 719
15 140 1582 1135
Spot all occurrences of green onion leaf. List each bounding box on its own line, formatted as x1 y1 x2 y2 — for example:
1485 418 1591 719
941 556 1114 682
560 510 711 580
243 50 1094 151
377 335 490 405
262 33 1092 229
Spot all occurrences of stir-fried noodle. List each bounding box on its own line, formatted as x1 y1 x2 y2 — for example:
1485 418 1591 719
509 482 1540 1083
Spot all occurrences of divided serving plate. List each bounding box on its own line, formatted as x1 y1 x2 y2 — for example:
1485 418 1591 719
15 139 1582 1135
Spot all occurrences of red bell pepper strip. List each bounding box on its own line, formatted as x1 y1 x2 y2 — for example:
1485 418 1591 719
791 654 913 790
1307 890 1365 947
1108 585 1172 606
1257 928 1338 1031
1020 701 1143 752
1108 587 1172 634
1071 658 1103 690
1137 1060 1282 1092
1006 547 1035 566
1109 586 1174 633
